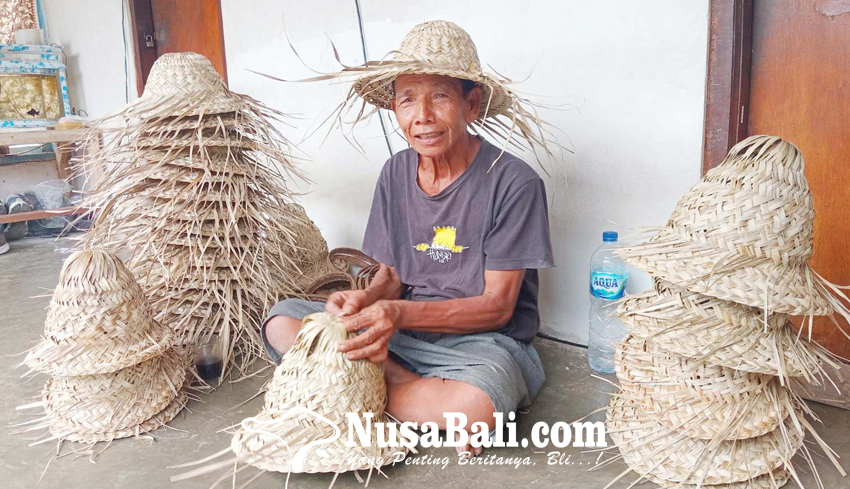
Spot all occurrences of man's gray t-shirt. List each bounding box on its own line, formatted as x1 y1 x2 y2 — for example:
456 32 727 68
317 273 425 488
361 137 555 342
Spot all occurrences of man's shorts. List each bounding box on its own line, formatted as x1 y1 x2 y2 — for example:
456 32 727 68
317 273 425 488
262 298 546 416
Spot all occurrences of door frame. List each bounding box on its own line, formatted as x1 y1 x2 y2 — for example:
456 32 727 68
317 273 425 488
127 0 157 96
701 0 753 174
126 0 227 95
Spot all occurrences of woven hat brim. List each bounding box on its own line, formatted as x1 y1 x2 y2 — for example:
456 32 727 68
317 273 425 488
230 410 405 474
353 65 513 119
43 347 190 442
52 390 188 445
615 335 790 440
607 395 803 485
617 228 833 316
25 320 175 376
128 90 244 118
618 287 834 379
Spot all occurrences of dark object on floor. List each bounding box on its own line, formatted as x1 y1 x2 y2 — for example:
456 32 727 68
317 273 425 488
3 194 32 241
195 357 223 381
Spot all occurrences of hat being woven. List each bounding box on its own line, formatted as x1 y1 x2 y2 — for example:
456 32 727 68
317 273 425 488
230 313 407 474
42 347 190 444
618 282 837 381
606 395 803 486
615 335 791 440
24 250 174 376
617 135 846 321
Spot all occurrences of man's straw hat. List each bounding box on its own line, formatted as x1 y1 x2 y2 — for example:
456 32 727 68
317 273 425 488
41 347 189 444
353 20 512 119
260 20 564 165
617 282 837 381
24 250 174 376
617 136 848 324
606 395 801 486
615 335 791 441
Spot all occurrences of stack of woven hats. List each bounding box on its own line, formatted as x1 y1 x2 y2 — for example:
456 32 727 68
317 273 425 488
76 52 315 375
22 249 189 446
607 135 847 488
171 313 406 483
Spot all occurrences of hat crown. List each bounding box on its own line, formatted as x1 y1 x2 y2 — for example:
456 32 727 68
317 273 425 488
667 135 815 265
44 250 159 343
263 313 387 418
393 20 482 74
141 52 228 101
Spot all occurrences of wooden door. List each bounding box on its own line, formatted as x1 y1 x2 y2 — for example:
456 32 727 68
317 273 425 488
746 1 850 359
129 0 227 94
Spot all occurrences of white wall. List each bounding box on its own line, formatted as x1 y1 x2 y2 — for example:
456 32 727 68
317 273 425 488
1 0 135 200
10 1 707 344
222 0 709 344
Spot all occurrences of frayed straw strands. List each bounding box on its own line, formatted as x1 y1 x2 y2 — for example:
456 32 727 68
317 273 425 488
618 282 839 383
18 250 190 451
615 335 792 441
72 52 319 377
171 313 408 486
601 135 848 489
606 395 803 487
255 20 569 170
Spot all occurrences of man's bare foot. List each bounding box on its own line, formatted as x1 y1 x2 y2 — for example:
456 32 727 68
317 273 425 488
456 442 483 458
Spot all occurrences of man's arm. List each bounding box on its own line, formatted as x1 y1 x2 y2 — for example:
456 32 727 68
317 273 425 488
337 269 524 361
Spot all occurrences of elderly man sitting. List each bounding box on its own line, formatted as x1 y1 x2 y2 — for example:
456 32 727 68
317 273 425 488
262 21 554 457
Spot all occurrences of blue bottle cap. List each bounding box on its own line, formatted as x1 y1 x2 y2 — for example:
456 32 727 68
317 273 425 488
602 231 618 242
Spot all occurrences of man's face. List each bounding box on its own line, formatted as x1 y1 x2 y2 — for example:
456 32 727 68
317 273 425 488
392 74 481 158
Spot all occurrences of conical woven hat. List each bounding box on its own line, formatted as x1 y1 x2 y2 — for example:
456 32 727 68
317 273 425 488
25 250 174 376
231 313 406 474
606 395 803 486
615 335 791 440
43 347 190 444
618 283 835 380
134 52 241 116
617 135 833 316
353 20 512 119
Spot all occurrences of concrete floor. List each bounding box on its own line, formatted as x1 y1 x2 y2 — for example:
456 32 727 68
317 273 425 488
1 236 848 489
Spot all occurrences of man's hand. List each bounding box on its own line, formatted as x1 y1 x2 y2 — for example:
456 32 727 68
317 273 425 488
325 289 374 317
337 300 403 363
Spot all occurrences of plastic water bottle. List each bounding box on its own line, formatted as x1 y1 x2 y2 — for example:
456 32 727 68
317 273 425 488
588 231 629 373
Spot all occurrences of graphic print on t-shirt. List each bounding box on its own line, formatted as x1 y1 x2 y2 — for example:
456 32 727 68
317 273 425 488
414 226 468 263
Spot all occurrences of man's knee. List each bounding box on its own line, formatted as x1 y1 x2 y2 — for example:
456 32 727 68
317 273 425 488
264 314 302 353
446 380 498 430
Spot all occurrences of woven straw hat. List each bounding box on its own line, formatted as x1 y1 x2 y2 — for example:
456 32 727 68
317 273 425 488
353 20 511 119
615 335 791 440
25 250 174 376
617 135 836 317
42 347 189 444
259 20 564 167
607 395 803 486
618 283 836 380
131 52 241 117
230 313 406 474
